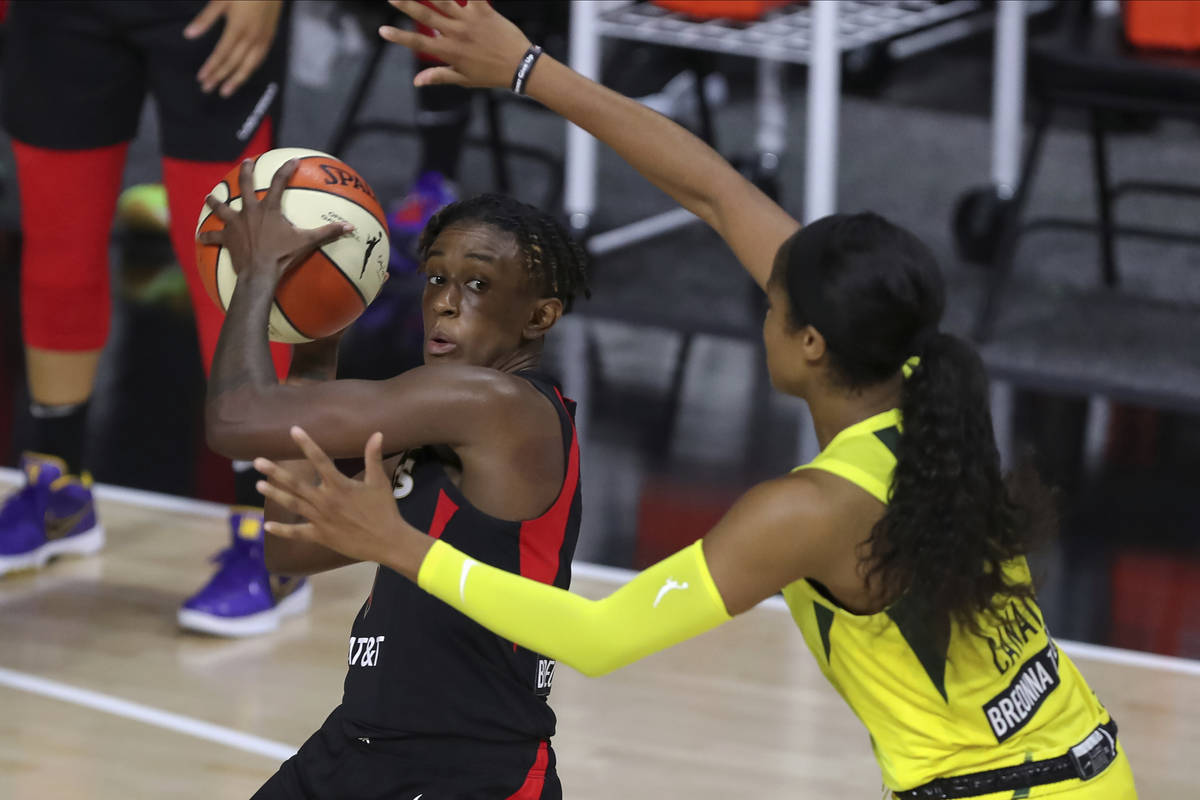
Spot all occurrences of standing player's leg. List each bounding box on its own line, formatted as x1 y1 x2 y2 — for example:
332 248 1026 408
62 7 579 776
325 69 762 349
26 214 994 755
386 1 475 264
137 2 309 635
0 4 145 575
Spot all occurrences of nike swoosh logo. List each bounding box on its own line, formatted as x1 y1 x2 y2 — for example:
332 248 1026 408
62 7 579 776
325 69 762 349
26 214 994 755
459 558 477 603
44 506 92 541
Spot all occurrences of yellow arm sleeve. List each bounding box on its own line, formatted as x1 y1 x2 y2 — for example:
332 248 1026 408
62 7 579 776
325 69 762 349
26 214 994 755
416 538 733 677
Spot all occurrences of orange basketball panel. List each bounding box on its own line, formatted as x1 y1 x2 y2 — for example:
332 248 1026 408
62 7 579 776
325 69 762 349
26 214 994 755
274 249 367 339
286 157 388 230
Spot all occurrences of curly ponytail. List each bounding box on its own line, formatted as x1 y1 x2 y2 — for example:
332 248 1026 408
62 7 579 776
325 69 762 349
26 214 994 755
866 333 1045 632
775 213 1052 630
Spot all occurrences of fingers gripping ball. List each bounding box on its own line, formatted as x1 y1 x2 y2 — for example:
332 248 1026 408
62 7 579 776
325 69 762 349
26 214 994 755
195 147 390 343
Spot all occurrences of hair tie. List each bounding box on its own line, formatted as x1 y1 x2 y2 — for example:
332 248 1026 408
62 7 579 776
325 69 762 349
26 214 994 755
901 356 921 379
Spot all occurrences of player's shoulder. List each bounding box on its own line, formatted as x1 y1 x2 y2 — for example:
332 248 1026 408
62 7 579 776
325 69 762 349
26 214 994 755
742 471 835 526
729 472 849 557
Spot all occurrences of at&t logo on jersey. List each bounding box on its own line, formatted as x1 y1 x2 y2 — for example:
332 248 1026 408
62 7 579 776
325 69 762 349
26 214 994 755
348 635 385 667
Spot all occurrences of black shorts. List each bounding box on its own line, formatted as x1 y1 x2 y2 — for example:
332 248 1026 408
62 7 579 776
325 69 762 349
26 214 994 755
253 708 562 800
1 0 286 160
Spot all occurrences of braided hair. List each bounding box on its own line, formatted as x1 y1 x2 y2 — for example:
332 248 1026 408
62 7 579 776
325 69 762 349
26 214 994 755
418 194 591 312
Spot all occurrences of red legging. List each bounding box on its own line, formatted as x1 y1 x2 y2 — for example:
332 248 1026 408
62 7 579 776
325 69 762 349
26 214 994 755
15 120 290 378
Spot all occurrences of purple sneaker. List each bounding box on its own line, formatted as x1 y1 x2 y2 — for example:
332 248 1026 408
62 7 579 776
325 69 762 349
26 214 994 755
178 508 311 637
0 453 104 576
387 170 458 266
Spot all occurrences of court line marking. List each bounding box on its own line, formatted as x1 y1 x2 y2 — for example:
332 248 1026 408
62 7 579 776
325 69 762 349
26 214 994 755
0 665 296 762
4 469 1199 678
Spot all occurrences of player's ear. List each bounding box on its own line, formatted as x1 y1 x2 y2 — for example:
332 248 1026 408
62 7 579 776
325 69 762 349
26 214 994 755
799 324 827 362
524 297 563 340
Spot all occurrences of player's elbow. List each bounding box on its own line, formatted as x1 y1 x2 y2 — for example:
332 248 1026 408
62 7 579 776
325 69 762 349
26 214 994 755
204 394 264 460
205 415 251 460
572 627 636 678
577 659 619 679
205 420 236 459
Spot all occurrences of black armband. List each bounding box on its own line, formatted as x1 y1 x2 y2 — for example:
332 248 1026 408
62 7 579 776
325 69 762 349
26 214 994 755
511 45 543 95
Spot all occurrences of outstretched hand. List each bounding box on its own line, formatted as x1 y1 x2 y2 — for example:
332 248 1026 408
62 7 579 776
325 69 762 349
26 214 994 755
255 427 432 576
185 0 284 97
379 0 533 89
198 159 353 282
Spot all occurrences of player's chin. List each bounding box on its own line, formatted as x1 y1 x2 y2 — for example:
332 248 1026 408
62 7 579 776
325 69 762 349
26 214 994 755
423 347 462 365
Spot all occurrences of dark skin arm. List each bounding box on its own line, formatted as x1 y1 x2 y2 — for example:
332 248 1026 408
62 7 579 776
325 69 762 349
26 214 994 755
204 159 527 462
202 159 565 523
380 0 800 289
262 336 358 576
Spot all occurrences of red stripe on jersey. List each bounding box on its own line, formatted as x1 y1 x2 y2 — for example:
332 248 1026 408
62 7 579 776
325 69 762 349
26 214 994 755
427 489 459 540
503 741 550 800
517 388 580 586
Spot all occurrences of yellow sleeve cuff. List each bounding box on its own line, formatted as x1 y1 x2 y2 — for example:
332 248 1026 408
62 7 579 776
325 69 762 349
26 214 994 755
416 538 462 598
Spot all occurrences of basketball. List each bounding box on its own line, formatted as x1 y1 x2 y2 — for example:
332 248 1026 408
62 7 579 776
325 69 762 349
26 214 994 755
195 147 390 343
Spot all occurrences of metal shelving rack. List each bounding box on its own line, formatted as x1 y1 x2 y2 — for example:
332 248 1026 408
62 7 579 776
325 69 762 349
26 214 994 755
592 0 982 61
558 0 1047 465
565 0 991 255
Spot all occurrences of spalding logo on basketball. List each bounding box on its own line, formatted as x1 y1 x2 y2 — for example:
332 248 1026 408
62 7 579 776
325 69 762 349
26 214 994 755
195 147 390 343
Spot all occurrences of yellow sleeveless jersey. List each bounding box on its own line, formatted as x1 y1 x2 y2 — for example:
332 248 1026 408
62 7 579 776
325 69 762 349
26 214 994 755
782 409 1117 794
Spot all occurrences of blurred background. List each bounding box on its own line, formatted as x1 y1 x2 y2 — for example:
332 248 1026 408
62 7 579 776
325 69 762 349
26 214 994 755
1 0 1198 657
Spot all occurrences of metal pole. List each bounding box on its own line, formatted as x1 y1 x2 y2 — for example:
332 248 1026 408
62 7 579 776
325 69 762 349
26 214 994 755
557 317 590 450
565 0 605 232
756 58 785 165
798 0 839 464
991 1 1027 197
804 0 840 223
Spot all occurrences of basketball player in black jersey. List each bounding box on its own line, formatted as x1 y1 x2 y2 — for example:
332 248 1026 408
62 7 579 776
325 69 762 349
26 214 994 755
200 160 590 799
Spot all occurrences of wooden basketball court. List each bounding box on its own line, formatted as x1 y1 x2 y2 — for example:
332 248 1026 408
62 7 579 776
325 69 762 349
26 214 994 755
0 473 1194 798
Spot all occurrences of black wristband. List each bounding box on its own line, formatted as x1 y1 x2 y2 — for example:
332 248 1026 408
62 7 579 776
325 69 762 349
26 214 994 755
511 45 543 95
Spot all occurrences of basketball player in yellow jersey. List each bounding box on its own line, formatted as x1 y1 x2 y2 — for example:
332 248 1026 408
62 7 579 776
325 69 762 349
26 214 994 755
251 3 1138 797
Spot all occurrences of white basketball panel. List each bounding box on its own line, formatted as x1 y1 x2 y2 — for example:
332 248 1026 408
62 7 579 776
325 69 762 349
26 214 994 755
252 147 336 190
213 197 244 311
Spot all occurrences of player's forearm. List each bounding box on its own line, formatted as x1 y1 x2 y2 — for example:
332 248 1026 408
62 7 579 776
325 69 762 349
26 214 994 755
263 455 357 575
526 56 743 232
206 272 285 454
287 338 340 384
408 539 732 677
265 531 357 576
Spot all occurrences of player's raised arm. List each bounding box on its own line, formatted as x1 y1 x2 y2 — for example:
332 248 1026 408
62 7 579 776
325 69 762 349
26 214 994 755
202 160 560 463
379 0 799 289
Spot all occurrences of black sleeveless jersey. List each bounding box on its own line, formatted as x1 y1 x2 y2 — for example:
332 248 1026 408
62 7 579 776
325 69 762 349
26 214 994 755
339 371 582 743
